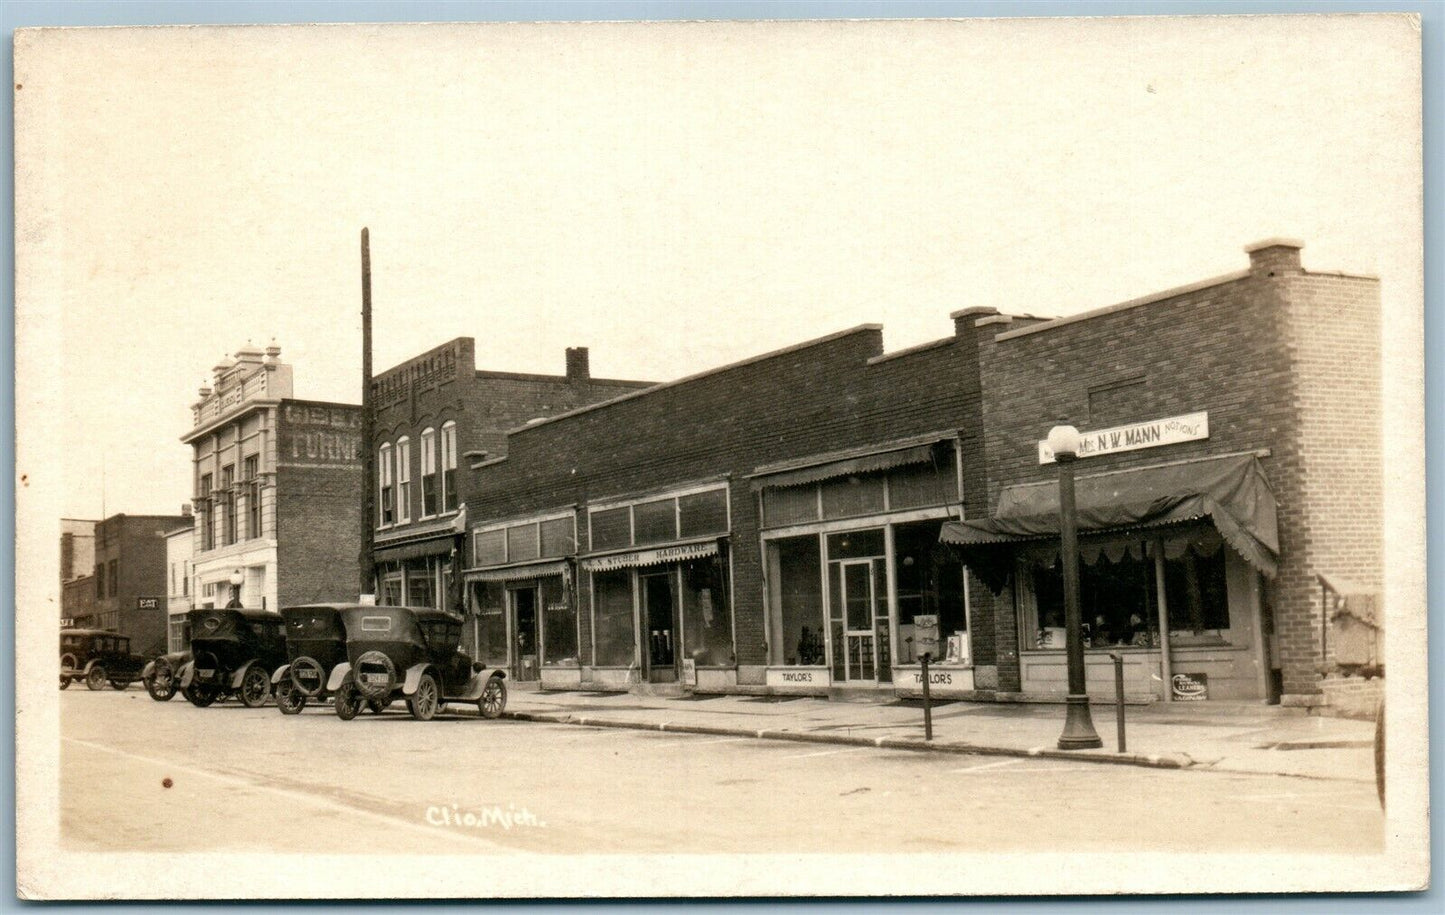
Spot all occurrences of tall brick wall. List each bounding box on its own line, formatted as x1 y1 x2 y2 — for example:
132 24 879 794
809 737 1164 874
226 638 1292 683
92 515 190 656
275 464 363 607
469 323 990 668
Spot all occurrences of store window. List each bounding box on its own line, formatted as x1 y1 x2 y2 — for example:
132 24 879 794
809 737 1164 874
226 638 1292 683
893 520 967 663
507 524 540 563
761 447 959 528
821 475 886 519
470 580 508 666
762 486 819 528
474 529 506 566
633 498 677 545
589 487 729 551
540 575 578 666
589 507 632 551
540 517 575 557
1163 532 1231 639
407 562 435 608
441 422 458 512
680 556 732 666
679 489 729 538
395 437 411 522
766 535 825 665
420 428 437 517
380 572 403 607
378 444 395 526
592 570 635 666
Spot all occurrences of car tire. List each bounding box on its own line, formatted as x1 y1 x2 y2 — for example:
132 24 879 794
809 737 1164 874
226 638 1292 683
479 676 507 720
352 650 397 701
85 666 107 691
367 698 393 715
334 678 364 721
60 676 72 690
109 680 128 690
184 684 218 708
408 672 440 721
275 681 307 715
288 656 327 698
145 660 177 702
1375 700 1385 809
239 666 271 708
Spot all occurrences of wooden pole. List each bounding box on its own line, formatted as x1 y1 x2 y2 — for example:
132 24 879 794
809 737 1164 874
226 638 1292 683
1154 539 1173 702
359 228 375 599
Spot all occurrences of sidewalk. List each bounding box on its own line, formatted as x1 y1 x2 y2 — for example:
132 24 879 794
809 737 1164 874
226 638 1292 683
502 686 1378 782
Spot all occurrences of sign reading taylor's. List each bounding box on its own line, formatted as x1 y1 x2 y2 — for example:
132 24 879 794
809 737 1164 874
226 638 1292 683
1038 411 1208 464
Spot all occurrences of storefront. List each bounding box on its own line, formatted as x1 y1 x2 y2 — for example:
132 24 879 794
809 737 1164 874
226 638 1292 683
580 483 735 691
755 435 973 696
465 511 581 688
941 452 1278 701
373 512 466 612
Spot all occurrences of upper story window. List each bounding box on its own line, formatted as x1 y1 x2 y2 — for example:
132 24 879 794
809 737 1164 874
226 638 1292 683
199 473 214 550
220 464 237 546
378 443 395 526
420 428 438 517
395 436 411 523
588 485 730 552
472 513 576 567
107 559 118 597
759 446 958 529
243 454 261 540
441 422 458 513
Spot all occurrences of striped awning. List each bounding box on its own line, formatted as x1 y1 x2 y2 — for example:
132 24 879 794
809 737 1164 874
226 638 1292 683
581 540 719 572
463 560 569 583
751 440 944 490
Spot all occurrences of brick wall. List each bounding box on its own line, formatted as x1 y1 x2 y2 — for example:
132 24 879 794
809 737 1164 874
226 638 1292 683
275 464 363 607
91 515 189 656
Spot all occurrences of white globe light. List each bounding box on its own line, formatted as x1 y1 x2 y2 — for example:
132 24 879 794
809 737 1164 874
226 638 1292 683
1047 424 1081 459
229 569 245 587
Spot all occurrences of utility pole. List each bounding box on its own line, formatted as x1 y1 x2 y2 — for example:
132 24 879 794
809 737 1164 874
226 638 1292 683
359 228 375 599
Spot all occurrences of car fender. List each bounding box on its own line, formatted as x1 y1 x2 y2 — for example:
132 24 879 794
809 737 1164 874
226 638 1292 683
82 659 101 676
402 663 436 696
326 662 353 693
230 659 263 690
142 660 156 679
456 667 507 701
178 660 195 688
271 663 292 686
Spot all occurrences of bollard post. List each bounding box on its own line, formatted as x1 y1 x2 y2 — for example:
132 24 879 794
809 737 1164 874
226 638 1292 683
1109 652 1126 752
921 652 933 741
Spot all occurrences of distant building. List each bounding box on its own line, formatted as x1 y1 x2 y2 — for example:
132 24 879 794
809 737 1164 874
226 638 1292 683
164 520 195 652
89 512 192 655
369 339 652 650
182 343 362 613
60 518 98 627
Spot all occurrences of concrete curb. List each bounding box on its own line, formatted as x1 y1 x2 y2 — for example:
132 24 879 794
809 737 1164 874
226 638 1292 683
502 710 1196 770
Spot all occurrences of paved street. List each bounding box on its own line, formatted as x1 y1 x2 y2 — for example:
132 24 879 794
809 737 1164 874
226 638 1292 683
62 688 1383 856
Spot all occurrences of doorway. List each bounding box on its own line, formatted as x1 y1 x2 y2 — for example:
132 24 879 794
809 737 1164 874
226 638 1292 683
509 585 539 682
641 570 678 683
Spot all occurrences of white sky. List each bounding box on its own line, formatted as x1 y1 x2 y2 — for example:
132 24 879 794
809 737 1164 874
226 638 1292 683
15 15 1422 519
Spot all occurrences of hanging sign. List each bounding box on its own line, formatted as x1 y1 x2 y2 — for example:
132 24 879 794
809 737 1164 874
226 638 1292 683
1038 411 1209 464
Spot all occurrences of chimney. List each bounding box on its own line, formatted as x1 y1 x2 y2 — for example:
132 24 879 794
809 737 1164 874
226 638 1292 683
951 307 1000 339
565 347 590 384
1245 238 1303 277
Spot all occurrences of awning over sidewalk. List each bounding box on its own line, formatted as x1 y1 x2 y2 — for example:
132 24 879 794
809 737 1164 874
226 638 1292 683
581 539 719 572
940 453 1279 591
750 436 948 490
464 560 570 583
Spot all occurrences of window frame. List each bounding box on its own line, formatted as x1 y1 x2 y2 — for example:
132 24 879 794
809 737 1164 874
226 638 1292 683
471 511 577 567
440 421 458 513
586 482 731 553
420 427 438 518
395 436 411 523
377 442 395 527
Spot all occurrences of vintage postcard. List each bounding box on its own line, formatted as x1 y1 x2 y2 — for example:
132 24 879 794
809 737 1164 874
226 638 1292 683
14 13 1428 899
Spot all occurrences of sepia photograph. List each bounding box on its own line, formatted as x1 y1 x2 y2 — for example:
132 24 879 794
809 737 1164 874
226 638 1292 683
12 6 1429 900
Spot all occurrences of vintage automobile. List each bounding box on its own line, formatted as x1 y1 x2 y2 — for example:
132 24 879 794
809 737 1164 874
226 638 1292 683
59 628 149 691
176 607 287 708
271 604 390 715
141 649 192 702
327 605 507 721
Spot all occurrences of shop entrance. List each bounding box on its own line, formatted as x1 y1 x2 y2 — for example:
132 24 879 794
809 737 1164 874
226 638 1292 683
834 559 883 682
641 569 679 683
509 585 540 682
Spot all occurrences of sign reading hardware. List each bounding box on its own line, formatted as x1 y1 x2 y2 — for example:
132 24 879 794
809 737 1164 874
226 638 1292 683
1037 411 1209 464
582 541 718 572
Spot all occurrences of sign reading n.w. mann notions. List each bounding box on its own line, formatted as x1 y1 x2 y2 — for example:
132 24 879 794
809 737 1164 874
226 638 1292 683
1037 411 1208 464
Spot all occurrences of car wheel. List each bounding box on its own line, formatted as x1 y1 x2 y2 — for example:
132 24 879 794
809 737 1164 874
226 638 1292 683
479 676 507 720
184 684 218 708
146 660 176 702
367 698 393 715
353 650 398 701
110 679 129 690
239 666 271 708
85 666 107 691
60 676 72 690
1375 700 1385 809
288 656 327 698
408 673 440 721
275 681 307 715
334 678 364 721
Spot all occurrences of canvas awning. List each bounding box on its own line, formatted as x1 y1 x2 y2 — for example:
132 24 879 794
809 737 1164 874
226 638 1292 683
373 536 457 564
463 560 570 583
581 539 720 572
751 442 941 490
940 453 1280 591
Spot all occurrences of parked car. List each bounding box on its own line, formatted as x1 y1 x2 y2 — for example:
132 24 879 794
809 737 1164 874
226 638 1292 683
59 628 148 691
176 608 287 708
141 650 192 702
327 605 507 721
271 604 390 715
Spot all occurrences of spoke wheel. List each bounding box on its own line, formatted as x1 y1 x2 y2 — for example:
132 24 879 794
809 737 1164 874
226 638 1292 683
239 666 271 708
479 676 507 719
275 681 307 715
184 684 218 708
334 678 364 721
146 662 176 702
408 673 440 721
85 666 107 691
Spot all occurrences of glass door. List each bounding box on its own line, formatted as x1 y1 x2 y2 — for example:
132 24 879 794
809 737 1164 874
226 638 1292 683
509 585 539 681
839 560 878 681
641 569 679 683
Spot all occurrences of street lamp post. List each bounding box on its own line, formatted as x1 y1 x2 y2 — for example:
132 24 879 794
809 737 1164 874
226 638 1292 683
226 569 244 609
1048 424 1102 750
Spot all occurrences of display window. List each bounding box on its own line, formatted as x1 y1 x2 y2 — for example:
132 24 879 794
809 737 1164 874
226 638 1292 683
765 535 826 666
540 574 579 666
592 569 636 667
679 557 733 667
469 580 508 668
893 519 967 664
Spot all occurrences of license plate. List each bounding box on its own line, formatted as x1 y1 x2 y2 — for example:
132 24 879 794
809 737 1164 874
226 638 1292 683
298 670 319 681
362 673 387 686
197 669 215 678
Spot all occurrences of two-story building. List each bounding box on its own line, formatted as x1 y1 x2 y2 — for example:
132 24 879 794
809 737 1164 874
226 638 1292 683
182 343 363 613
60 517 98 628
88 512 192 655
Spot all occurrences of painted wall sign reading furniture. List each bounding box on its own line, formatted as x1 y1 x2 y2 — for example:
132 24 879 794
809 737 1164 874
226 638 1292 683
1037 412 1209 464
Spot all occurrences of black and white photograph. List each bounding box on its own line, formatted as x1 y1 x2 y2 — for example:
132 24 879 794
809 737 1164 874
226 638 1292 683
12 8 1428 900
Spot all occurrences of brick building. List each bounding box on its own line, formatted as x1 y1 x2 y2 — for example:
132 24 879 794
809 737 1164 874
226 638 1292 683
164 520 194 651
87 512 192 655
368 338 651 640
183 344 363 615
461 239 1380 706
60 518 98 627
